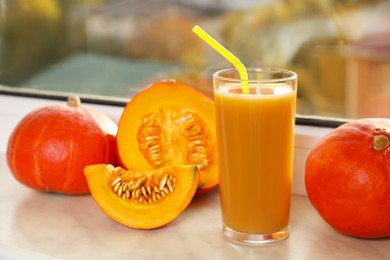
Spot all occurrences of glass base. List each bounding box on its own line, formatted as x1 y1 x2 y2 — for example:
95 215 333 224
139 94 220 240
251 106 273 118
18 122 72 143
223 225 289 245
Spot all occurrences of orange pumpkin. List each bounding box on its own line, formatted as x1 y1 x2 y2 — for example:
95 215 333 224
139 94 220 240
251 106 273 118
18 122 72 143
6 96 117 194
305 118 390 238
116 80 218 194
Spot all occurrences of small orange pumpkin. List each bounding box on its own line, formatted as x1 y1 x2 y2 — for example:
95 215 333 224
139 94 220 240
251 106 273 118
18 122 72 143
6 96 117 194
305 118 390 238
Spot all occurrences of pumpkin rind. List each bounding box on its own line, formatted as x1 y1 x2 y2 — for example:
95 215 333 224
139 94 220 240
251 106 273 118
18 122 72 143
84 164 199 229
116 81 218 194
305 118 390 238
6 97 117 194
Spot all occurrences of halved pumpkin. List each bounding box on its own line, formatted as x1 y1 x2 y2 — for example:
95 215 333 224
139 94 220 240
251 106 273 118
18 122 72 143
116 80 218 194
84 164 198 229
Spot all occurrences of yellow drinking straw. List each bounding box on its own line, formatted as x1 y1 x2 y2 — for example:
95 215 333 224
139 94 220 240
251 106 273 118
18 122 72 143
192 25 249 94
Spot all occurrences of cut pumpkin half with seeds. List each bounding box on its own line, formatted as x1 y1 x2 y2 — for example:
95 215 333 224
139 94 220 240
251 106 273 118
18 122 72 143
84 164 199 229
116 80 218 194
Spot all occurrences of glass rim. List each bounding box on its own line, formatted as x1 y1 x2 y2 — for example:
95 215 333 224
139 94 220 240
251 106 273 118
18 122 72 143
213 67 297 83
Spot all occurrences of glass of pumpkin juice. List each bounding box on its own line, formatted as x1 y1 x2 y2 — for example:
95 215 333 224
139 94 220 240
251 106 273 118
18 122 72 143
213 68 297 244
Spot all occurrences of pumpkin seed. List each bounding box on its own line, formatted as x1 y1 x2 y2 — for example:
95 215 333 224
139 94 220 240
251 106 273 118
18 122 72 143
154 186 161 194
117 185 123 197
121 182 128 192
134 176 147 189
162 187 170 194
113 182 121 193
135 189 142 199
128 181 135 191
106 164 115 173
146 185 152 196
111 177 121 188
159 174 168 190
141 186 149 198
167 179 174 193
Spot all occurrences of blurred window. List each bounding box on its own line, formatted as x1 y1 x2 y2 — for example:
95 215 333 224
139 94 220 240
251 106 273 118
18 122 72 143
0 0 389 120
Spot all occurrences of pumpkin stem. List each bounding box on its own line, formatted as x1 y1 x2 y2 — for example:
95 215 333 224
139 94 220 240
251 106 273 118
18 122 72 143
372 134 389 151
67 96 81 107
162 79 176 83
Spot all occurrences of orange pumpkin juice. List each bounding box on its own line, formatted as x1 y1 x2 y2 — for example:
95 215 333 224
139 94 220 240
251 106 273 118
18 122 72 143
214 75 297 236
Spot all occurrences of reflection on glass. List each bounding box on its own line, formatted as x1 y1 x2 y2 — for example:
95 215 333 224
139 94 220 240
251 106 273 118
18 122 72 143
0 0 389 119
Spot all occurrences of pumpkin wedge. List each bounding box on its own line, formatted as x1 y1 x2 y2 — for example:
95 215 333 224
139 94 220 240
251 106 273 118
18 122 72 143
116 80 218 194
84 164 198 229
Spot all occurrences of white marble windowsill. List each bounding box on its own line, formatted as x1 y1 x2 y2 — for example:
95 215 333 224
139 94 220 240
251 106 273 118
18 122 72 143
1 153 390 260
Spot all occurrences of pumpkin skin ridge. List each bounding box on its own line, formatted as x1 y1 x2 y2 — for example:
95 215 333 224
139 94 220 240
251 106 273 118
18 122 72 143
89 108 118 165
7 108 29 186
116 81 218 194
40 107 72 192
305 118 390 238
38 107 79 193
35 114 58 192
61 125 76 193
61 107 101 193
9 108 54 191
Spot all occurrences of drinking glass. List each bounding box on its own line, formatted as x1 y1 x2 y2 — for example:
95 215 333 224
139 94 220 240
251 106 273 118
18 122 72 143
213 68 297 244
